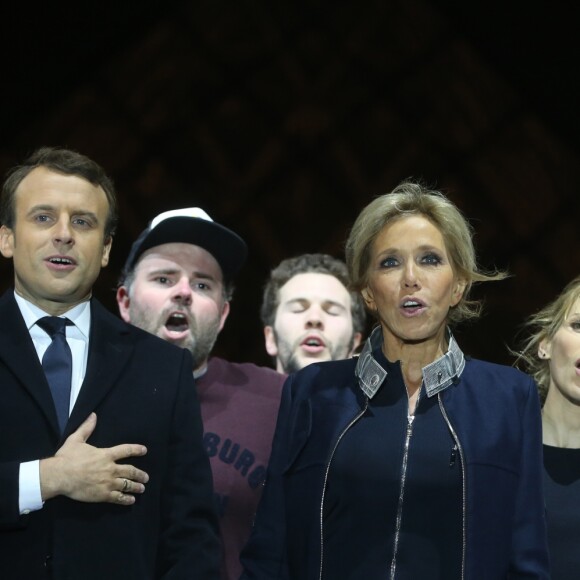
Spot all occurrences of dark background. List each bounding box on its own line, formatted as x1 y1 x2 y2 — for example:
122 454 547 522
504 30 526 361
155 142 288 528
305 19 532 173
1 0 579 366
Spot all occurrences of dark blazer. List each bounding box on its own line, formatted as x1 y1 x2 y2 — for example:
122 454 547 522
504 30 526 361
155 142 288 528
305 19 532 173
241 343 549 579
0 291 221 580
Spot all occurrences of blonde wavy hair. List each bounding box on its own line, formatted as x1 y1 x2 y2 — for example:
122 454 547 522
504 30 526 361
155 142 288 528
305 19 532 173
345 180 506 326
513 275 580 403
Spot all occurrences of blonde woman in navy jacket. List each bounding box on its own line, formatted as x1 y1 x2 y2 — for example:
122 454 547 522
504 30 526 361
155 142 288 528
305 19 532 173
241 181 549 579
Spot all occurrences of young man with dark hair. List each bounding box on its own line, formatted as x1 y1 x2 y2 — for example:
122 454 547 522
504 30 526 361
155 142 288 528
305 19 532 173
0 147 220 579
261 253 366 373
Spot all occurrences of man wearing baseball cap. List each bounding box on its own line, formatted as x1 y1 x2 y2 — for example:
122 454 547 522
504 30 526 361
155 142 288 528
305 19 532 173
116 208 285 580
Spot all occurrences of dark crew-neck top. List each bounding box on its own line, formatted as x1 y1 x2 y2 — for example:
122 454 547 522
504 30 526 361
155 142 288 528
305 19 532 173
543 444 580 580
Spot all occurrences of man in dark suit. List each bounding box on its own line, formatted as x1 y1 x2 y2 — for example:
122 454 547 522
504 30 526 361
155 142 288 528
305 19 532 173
0 147 221 579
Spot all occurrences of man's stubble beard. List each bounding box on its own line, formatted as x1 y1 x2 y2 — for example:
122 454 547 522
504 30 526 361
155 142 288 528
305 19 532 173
128 303 221 371
274 330 355 374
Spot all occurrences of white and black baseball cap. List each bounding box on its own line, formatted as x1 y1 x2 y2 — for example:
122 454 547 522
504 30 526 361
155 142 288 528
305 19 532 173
122 207 248 283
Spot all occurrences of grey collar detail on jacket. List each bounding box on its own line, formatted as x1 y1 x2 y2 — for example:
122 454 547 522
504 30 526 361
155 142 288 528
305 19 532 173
355 326 466 399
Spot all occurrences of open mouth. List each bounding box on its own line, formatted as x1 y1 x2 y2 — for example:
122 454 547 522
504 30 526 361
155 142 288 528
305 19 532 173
300 335 326 353
165 313 189 333
400 298 426 314
47 256 75 266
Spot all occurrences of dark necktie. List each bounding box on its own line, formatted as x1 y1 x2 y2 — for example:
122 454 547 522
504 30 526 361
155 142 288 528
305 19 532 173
37 316 73 433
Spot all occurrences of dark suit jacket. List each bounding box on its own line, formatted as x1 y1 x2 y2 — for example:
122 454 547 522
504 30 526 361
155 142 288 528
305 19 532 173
0 291 221 579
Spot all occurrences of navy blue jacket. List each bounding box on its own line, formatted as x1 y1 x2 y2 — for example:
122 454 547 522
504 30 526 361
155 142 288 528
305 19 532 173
241 330 549 579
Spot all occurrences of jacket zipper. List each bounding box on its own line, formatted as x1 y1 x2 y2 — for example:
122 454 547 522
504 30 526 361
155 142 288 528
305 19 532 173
389 386 420 580
319 399 369 580
389 414 415 579
438 394 466 580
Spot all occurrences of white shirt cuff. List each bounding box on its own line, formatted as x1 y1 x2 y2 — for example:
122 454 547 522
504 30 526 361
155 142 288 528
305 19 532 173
19 460 44 514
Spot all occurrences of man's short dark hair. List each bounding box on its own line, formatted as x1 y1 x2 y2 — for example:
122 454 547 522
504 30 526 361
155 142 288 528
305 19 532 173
261 253 366 335
0 146 118 239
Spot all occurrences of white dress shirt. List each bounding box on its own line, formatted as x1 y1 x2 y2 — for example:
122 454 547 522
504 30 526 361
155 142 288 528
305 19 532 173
15 293 91 514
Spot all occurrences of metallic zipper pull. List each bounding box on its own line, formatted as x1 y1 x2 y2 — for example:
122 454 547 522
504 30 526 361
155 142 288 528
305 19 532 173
449 443 458 467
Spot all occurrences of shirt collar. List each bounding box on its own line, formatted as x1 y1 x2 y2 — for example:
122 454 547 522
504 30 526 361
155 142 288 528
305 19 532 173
14 291 91 340
355 325 465 399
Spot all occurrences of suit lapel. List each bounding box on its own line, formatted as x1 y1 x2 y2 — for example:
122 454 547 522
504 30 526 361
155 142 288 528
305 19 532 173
0 291 61 434
66 299 135 434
